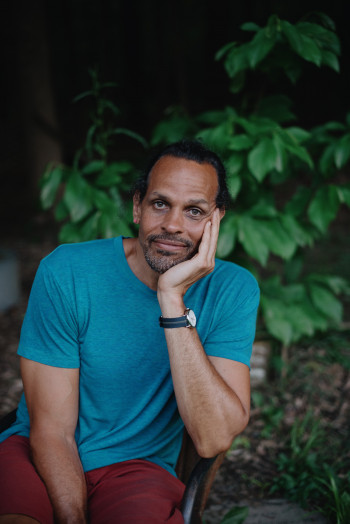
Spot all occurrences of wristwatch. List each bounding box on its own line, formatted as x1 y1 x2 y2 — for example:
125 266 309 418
159 308 196 329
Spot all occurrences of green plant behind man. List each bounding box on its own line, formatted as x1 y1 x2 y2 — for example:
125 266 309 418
40 69 147 243
151 12 350 349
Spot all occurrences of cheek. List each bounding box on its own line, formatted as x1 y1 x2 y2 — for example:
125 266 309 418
190 221 208 242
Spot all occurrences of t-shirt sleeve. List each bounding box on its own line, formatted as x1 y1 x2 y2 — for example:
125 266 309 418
203 273 260 367
17 259 80 368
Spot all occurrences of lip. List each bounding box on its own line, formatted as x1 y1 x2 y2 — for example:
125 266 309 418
153 240 187 252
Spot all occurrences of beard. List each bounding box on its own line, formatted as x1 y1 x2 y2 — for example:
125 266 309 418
141 233 197 274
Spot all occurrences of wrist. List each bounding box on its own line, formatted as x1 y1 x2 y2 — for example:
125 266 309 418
157 291 185 317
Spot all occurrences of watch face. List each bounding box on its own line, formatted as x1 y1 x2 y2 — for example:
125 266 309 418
186 309 196 327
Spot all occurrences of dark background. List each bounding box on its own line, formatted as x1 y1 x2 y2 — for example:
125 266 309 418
1 0 349 234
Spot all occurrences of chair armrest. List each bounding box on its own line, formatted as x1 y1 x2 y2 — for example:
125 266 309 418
181 454 224 524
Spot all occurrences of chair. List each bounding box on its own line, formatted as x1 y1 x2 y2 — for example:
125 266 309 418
0 409 224 523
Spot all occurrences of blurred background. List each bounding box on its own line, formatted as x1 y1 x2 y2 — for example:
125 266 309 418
1 0 350 230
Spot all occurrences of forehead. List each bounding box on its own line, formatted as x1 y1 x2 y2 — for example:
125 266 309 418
146 156 219 202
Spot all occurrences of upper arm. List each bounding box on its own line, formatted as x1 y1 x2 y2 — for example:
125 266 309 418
208 356 250 416
20 356 80 439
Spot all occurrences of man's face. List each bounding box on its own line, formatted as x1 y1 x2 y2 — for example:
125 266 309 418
133 155 221 274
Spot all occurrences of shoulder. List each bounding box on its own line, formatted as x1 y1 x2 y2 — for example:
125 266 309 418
40 237 119 274
212 258 259 297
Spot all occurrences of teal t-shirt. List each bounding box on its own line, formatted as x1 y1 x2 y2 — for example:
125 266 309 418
1 236 259 475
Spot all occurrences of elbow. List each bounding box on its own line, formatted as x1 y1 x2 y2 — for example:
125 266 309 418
194 410 250 458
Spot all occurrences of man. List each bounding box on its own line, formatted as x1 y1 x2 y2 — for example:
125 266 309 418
0 139 259 523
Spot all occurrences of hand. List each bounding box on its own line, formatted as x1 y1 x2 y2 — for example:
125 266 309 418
157 208 221 307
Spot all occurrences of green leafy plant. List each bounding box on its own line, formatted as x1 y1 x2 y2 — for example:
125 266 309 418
151 13 350 347
40 70 147 243
270 412 350 523
219 506 249 524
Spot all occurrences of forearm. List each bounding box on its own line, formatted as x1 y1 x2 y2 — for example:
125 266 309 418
164 326 249 456
30 430 87 524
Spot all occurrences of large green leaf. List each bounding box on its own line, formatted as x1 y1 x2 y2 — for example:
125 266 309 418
40 165 64 209
63 173 94 223
81 160 105 175
297 33 323 66
196 122 232 150
284 141 313 168
281 20 304 55
308 283 343 323
280 215 313 247
322 50 340 72
92 189 115 213
248 27 276 68
256 219 297 260
238 217 269 266
248 138 278 181
307 274 349 295
217 212 238 258
228 134 254 151
227 175 242 200
334 133 350 169
260 296 294 345
96 162 132 187
337 185 350 207
78 212 100 241
220 505 249 524
54 200 69 222
99 212 132 238
224 43 250 78
307 185 340 233
225 153 244 176
272 135 287 173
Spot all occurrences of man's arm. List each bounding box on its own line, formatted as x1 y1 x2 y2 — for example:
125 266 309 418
157 209 252 457
21 357 87 524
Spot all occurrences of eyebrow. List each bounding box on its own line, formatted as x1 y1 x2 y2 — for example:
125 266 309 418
149 192 210 206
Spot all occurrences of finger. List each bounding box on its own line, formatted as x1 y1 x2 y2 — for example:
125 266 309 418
207 209 221 260
196 219 212 258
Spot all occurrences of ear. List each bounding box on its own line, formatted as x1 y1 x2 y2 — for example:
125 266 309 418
219 207 225 220
133 192 141 224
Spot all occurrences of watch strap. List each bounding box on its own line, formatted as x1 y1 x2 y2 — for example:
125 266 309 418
159 308 195 328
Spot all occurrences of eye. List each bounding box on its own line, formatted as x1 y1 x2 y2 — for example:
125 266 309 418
153 200 167 210
187 208 203 218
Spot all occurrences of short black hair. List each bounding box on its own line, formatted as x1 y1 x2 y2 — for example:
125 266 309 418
133 139 229 209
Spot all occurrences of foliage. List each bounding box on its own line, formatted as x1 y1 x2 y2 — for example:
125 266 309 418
40 70 146 243
270 412 350 523
218 506 249 524
151 13 350 346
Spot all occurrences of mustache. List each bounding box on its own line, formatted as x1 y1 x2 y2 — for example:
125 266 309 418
147 233 193 249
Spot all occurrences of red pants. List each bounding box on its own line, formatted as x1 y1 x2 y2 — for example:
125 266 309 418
0 436 185 523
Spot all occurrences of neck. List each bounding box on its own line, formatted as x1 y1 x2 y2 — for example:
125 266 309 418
123 237 159 290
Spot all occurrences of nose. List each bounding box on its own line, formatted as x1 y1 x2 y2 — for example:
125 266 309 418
161 208 184 234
